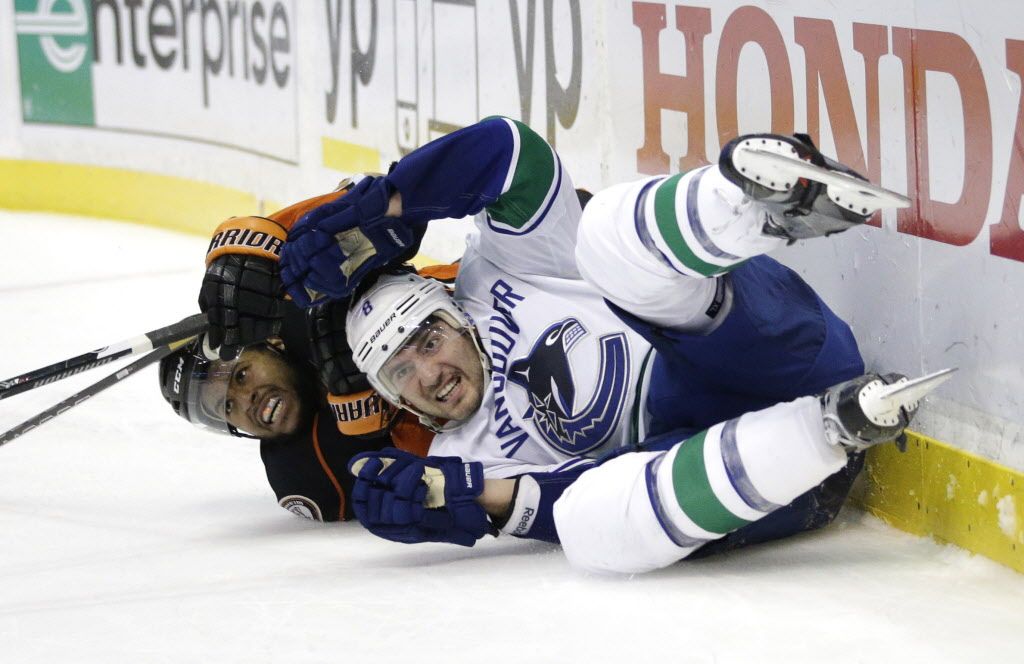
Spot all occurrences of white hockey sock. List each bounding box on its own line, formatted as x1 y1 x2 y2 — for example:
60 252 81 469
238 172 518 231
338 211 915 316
552 397 850 574
636 165 785 278
576 177 721 331
576 169 786 334
649 396 848 547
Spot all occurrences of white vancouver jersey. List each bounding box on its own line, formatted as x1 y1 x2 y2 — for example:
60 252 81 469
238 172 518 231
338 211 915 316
428 118 653 478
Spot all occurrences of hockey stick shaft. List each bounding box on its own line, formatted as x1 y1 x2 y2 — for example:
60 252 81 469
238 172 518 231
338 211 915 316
0 313 208 401
0 341 190 448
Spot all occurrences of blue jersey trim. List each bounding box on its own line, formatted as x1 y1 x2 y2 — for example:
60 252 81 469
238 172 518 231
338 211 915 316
719 418 782 513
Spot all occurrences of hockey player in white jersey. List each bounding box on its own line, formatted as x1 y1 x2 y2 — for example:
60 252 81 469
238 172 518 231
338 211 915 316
277 118 947 573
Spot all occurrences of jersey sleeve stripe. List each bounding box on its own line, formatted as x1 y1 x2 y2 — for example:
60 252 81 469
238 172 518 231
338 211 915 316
498 116 521 195
485 118 560 234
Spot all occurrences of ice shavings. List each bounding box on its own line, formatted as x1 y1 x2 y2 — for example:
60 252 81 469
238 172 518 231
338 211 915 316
996 495 1018 539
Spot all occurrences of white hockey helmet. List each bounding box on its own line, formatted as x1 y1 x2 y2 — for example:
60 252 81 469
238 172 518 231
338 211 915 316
347 272 488 417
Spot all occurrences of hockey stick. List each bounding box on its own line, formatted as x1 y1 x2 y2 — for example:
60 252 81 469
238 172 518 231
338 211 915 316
0 313 208 401
0 339 194 448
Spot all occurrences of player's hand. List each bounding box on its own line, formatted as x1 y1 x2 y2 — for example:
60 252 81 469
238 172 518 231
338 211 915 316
307 299 392 438
348 448 493 547
279 176 427 306
306 299 365 394
198 216 288 360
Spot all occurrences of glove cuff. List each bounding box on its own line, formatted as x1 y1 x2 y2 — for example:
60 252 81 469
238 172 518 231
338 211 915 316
207 216 288 266
328 390 390 437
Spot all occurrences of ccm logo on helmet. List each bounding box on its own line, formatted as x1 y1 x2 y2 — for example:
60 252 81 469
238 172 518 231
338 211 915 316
173 356 186 395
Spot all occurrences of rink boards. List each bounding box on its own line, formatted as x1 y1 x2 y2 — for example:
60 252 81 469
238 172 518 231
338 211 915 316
2 0 1024 575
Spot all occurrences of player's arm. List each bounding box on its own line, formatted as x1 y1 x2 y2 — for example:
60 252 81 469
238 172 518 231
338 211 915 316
279 117 581 305
346 448 596 545
198 184 356 359
261 406 400 522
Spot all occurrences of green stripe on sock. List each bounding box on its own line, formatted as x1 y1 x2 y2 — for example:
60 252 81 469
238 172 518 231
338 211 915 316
653 175 728 277
672 430 752 534
487 119 555 229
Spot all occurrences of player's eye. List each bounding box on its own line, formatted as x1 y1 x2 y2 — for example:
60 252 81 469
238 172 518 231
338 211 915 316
225 399 234 416
421 330 443 354
233 367 247 384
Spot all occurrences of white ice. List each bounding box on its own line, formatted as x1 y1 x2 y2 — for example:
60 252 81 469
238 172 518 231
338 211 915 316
1 211 1021 663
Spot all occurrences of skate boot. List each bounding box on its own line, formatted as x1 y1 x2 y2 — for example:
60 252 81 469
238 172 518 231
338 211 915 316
819 368 956 451
719 133 911 241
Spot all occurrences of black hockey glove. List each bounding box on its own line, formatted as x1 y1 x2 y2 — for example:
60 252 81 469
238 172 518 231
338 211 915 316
199 216 288 360
306 298 368 395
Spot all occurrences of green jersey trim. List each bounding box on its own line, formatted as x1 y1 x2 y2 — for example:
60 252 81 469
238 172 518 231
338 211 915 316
652 175 731 277
485 118 560 234
671 429 752 534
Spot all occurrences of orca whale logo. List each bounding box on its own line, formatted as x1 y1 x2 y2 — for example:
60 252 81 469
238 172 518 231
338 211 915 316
507 318 630 455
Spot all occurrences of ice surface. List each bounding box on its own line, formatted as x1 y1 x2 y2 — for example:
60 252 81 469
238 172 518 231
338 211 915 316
1 211 1022 663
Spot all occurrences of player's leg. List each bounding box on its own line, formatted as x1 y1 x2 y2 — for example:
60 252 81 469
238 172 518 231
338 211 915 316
625 255 865 436
553 372 928 574
554 396 847 573
575 132 899 334
576 166 785 334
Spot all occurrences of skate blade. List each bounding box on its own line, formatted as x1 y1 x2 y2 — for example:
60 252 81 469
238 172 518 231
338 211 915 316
861 367 957 426
876 368 957 409
744 147 912 210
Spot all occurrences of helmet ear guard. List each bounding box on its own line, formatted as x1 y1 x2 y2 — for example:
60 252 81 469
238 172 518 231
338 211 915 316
158 337 258 438
346 271 490 430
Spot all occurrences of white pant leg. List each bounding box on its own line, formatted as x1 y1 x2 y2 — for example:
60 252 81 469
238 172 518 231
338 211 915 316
553 396 849 574
575 168 786 332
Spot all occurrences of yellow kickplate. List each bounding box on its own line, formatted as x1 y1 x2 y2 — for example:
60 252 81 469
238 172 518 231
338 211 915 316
0 159 260 236
321 137 382 175
852 431 1024 573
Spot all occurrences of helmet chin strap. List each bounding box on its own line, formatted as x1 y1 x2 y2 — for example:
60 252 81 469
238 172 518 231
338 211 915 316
399 325 492 434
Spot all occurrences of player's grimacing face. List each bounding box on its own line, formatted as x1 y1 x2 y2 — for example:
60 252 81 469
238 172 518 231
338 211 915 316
223 346 305 438
383 318 486 422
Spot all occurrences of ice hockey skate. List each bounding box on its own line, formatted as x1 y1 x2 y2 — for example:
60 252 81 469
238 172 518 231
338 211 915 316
719 133 911 241
819 368 956 451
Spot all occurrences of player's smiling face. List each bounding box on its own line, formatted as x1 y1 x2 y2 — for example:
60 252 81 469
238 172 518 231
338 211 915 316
381 317 486 422
222 345 305 438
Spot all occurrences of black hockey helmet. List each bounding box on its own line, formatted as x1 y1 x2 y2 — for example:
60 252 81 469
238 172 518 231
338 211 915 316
158 338 250 437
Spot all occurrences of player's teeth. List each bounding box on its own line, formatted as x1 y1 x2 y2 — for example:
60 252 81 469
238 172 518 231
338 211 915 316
262 397 281 424
437 378 458 401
